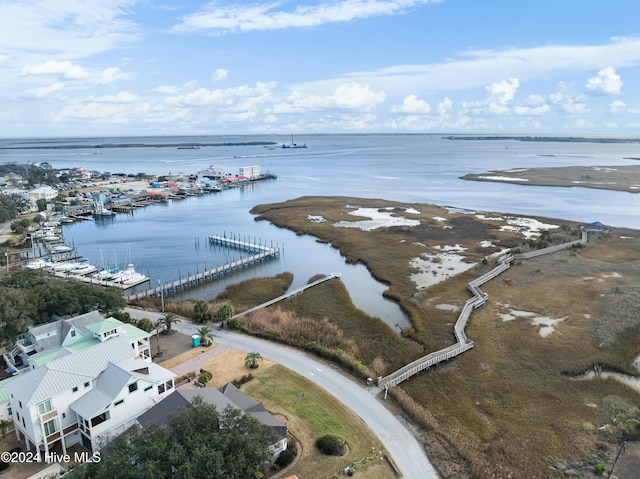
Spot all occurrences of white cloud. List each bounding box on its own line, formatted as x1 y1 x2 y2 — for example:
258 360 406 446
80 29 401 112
280 81 386 112
87 91 138 103
0 0 141 59
22 81 65 99
94 67 128 85
609 100 626 113
174 0 435 33
485 77 519 104
212 68 228 81
296 37 640 98
514 104 550 116
22 60 89 79
165 81 276 108
391 95 432 113
585 66 622 95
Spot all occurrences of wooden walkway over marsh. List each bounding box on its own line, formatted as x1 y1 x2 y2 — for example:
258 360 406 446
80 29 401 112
378 227 597 391
125 235 280 301
233 273 342 318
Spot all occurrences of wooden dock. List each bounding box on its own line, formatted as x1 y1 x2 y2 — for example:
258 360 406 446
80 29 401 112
125 235 280 301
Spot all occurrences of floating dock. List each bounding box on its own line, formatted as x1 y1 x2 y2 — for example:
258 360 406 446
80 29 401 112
125 234 280 301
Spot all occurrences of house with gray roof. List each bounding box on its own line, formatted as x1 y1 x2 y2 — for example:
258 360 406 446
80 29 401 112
5 335 176 455
138 383 288 457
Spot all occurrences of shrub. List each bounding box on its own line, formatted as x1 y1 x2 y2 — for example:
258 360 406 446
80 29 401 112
316 434 345 456
198 370 212 384
275 446 296 468
593 463 605 475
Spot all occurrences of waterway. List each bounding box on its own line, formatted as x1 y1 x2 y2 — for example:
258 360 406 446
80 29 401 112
4 134 640 331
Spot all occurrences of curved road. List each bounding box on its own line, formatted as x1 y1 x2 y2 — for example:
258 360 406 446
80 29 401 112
125 308 439 479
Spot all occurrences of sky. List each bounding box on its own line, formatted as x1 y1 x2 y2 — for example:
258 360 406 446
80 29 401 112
1 0 640 137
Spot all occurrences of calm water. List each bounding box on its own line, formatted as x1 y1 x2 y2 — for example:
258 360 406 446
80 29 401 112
3 134 640 330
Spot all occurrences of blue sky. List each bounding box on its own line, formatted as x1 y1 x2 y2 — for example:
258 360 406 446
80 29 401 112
1 0 640 137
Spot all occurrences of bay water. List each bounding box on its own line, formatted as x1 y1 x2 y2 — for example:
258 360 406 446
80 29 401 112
3 134 639 330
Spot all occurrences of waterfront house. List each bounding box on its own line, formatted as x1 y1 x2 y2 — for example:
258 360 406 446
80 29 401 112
5 335 176 455
138 382 288 457
0 312 153 424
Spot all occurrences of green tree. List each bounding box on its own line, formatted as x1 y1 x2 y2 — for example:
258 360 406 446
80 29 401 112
35 198 47 212
158 312 181 332
0 418 13 436
245 351 263 369
136 317 155 333
193 299 209 323
216 304 234 324
66 397 279 479
196 326 214 347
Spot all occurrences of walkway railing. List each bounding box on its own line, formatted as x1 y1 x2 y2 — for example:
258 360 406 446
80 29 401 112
378 227 594 390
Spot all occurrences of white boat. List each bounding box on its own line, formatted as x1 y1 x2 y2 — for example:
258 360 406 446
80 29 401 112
48 262 84 273
24 259 49 269
93 200 113 217
68 264 98 276
92 267 123 281
111 263 148 286
51 244 72 253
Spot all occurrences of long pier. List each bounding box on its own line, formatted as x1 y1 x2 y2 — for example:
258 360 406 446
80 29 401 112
378 227 597 391
233 273 342 318
125 235 279 301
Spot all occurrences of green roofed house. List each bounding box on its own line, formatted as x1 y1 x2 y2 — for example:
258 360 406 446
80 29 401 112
5 336 176 455
0 311 153 422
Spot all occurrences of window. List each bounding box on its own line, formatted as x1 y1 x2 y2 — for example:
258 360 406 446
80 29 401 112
37 399 52 415
165 380 173 391
70 330 76 338
43 419 58 436
128 382 138 393
18 401 22 409
114 399 124 407
158 383 165 394
144 385 152 392
84 382 90 388
72 386 78 393
16 412 20 422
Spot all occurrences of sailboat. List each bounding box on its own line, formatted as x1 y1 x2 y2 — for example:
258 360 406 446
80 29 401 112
282 133 307 149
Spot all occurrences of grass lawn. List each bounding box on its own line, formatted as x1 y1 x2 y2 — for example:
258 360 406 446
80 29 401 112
242 365 395 479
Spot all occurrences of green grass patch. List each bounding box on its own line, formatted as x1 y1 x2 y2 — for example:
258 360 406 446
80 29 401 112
242 364 393 479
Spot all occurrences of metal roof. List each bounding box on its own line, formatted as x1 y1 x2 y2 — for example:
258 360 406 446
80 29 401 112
6 336 135 406
69 388 113 419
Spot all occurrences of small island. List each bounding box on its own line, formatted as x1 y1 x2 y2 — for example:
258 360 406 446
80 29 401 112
461 164 640 193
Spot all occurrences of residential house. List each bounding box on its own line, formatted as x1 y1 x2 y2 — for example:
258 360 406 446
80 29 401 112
3 311 152 376
138 383 288 457
5 335 176 454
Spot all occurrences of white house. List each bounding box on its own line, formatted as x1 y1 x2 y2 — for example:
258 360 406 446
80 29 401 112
28 186 58 201
5 335 176 455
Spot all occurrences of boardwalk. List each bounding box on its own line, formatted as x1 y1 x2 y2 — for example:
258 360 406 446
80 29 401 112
233 273 341 318
379 227 594 390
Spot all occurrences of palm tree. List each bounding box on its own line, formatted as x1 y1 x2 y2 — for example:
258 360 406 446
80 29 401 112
136 317 155 334
193 300 209 323
154 319 165 356
158 312 181 333
196 326 214 347
244 351 263 369
216 304 234 326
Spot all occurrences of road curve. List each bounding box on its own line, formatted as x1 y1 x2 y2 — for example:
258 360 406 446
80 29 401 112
125 308 440 479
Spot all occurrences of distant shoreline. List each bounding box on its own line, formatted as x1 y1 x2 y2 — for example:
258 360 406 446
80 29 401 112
443 135 640 143
0 141 277 150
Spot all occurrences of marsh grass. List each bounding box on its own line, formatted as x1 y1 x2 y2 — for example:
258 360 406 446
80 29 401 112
244 197 640 478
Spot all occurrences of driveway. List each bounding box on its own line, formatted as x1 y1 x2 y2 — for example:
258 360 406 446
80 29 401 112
125 308 440 479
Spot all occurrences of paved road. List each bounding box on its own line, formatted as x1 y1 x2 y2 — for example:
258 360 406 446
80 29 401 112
125 308 440 479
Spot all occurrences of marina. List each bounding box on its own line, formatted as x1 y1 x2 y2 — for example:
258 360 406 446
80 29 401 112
125 235 280 301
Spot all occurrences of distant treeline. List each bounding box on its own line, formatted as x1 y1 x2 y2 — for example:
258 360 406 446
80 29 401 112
443 136 640 143
0 141 277 150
